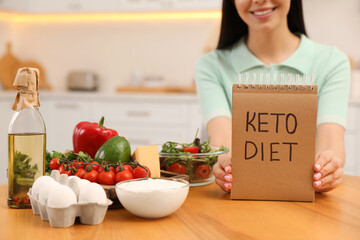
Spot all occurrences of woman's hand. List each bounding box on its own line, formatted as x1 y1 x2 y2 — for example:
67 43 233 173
206 116 232 192
313 150 343 192
213 152 232 192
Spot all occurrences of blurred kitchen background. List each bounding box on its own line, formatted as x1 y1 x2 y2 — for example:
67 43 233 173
0 0 359 184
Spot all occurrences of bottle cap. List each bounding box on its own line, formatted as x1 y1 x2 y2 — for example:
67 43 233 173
12 68 40 110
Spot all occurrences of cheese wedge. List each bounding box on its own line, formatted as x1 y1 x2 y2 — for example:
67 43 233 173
131 145 161 178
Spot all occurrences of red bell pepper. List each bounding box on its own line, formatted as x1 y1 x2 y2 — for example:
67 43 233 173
73 116 118 158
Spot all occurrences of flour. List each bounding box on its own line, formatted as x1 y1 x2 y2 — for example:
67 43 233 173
119 178 187 192
115 178 189 218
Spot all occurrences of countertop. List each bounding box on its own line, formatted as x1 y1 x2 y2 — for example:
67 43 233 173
1 175 360 240
0 90 199 102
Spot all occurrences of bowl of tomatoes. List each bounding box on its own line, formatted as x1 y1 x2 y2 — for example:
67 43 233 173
159 138 229 186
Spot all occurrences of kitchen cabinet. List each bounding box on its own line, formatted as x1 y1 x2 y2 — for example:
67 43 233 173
0 0 221 13
41 92 203 152
0 92 203 184
41 99 92 154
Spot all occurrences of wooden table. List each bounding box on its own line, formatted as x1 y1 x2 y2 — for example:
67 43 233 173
1 175 360 240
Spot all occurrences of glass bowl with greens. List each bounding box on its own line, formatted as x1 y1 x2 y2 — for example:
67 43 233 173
159 137 229 186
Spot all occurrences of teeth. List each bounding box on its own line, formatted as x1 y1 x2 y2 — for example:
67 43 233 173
253 9 273 16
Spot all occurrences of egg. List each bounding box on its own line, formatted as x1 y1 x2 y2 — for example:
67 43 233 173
78 179 91 188
50 170 60 181
31 176 55 200
47 184 77 208
68 178 81 200
59 174 69 185
38 180 61 204
68 177 90 193
79 183 107 204
69 175 81 181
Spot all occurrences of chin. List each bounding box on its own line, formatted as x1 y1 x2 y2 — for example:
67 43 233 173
251 19 284 34
252 24 277 33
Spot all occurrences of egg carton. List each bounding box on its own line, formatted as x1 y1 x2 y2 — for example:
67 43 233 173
28 190 112 228
28 170 113 228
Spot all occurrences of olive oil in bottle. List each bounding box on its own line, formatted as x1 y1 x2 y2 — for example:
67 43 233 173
8 68 46 208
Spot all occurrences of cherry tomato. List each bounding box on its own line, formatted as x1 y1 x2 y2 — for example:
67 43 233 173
59 164 72 176
133 166 151 178
167 162 187 174
109 166 114 172
74 168 86 179
115 165 133 174
115 170 134 183
49 158 61 170
98 165 114 174
86 161 100 171
98 170 115 185
71 160 84 169
195 164 210 179
183 146 199 153
83 169 99 182
123 165 132 172
23 197 30 204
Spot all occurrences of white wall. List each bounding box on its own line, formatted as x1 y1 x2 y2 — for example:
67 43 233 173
11 19 216 92
303 0 360 68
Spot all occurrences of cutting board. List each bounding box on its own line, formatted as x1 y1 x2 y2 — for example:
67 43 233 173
0 42 51 90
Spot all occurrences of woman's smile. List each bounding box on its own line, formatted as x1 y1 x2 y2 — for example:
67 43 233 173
250 7 277 20
234 0 290 32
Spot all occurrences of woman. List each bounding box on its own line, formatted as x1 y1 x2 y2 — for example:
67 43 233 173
195 0 350 193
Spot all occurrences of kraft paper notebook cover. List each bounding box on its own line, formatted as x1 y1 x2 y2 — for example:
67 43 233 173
231 82 317 202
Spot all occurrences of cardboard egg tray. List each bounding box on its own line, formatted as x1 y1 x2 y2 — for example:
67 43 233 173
28 190 112 228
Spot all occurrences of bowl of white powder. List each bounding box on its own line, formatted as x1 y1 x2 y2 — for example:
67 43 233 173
115 178 189 218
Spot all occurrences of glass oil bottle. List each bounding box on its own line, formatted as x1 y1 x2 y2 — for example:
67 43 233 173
8 68 46 208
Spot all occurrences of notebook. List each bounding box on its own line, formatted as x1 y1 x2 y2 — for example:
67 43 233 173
231 75 317 202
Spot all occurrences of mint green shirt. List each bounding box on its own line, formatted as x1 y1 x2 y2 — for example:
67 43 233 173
195 34 351 128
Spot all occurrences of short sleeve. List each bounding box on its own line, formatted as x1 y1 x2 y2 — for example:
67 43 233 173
195 53 231 127
317 47 351 128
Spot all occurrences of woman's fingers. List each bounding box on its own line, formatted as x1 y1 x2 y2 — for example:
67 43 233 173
219 153 232 170
213 153 232 192
314 150 334 172
313 150 343 192
314 150 340 180
213 153 231 177
213 161 233 182
315 157 341 180
314 167 343 191
220 153 232 174
212 161 225 179
215 177 232 192
314 175 343 192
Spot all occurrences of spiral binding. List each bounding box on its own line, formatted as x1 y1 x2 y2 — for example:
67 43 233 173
237 73 316 91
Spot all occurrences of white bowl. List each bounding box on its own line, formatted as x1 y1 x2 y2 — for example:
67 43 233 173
115 178 189 218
